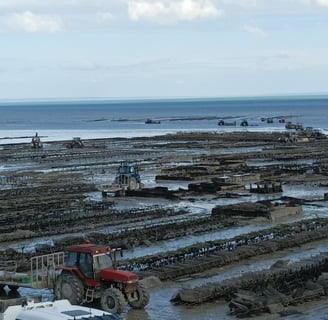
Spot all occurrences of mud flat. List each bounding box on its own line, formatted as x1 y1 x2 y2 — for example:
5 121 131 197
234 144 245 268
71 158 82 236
0 130 328 319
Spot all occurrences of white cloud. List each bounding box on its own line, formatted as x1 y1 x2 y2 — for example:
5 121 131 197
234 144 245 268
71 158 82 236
1 11 63 33
244 24 267 38
313 0 328 6
128 0 222 23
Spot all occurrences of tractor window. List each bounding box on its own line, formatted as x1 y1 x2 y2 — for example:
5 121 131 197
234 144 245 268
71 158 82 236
119 165 128 174
93 254 112 273
79 253 93 278
66 252 78 267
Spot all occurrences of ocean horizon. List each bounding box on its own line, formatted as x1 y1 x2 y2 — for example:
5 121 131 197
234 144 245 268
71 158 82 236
1 92 328 105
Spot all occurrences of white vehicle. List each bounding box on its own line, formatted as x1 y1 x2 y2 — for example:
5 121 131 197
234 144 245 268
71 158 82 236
0 297 120 320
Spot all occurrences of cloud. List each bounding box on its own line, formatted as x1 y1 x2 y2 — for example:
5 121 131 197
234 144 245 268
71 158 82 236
244 24 267 38
128 0 222 23
1 11 63 33
313 0 328 6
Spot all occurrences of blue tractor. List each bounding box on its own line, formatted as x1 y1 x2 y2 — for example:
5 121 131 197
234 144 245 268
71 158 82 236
115 163 143 191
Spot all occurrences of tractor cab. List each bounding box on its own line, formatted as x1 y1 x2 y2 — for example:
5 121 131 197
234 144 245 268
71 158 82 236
118 163 138 175
64 244 118 282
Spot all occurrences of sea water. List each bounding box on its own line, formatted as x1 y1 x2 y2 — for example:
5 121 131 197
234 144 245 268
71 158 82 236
0 95 327 144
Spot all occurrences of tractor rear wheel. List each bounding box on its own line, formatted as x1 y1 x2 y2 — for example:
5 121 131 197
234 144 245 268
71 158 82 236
128 176 137 190
127 283 149 309
100 287 126 314
55 273 84 305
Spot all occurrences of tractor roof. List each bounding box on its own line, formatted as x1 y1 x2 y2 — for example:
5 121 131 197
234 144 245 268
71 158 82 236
67 243 110 255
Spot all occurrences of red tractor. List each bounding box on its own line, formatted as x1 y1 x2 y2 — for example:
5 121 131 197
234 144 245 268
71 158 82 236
54 243 149 314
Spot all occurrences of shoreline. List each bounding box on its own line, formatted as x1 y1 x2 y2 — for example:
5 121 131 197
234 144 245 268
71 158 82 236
0 127 307 145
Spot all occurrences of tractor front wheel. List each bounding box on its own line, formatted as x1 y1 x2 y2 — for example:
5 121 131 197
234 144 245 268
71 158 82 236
55 273 84 305
128 176 137 190
127 283 149 309
100 287 126 314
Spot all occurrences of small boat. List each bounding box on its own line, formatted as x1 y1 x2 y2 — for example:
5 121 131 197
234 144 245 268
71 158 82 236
145 119 160 124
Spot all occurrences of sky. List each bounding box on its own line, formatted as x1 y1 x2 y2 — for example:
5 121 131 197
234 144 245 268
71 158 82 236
0 0 328 100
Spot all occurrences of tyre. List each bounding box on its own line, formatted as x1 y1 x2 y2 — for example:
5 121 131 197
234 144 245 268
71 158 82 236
127 283 149 309
55 273 84 305
8 285 19 291
100 287 126 314
128 176 137 190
